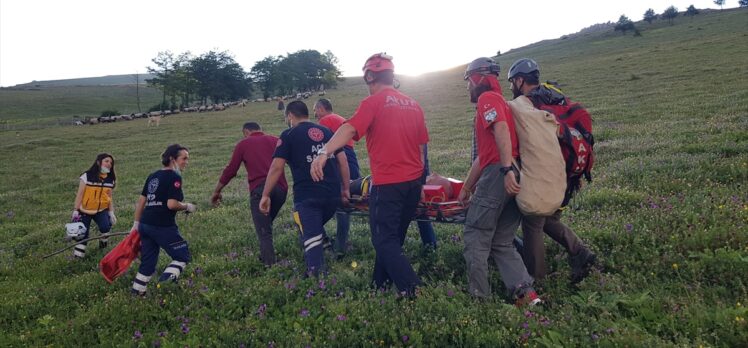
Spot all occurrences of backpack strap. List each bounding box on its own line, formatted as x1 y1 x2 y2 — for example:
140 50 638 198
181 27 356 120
558 104 584 120
573 121 595 146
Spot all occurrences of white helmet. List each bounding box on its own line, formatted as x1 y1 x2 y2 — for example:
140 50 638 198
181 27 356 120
65 222 87 240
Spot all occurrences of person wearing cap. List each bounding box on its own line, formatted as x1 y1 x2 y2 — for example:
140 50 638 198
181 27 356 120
310 53 428 296
260 101 350 277
507 58 596 283
459 57 540 306
210 122 288 266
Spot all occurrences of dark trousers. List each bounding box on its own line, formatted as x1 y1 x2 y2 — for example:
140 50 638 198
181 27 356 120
80 209 111 239
250 184 287 265
334 146 360 253
137 223 191 276
369 179 423 294
294 197 339 276
521 209 584 279
414 221 437 247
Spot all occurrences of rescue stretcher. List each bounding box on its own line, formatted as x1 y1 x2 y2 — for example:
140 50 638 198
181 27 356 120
340 176 468 224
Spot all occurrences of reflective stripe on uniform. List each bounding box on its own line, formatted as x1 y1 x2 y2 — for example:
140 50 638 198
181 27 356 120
304 234 323 252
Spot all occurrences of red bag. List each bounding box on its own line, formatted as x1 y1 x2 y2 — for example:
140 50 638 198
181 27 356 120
99 229 141 283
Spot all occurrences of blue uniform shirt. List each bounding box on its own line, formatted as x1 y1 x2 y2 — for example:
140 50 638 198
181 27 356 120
274 121 341 203
140 169 184 226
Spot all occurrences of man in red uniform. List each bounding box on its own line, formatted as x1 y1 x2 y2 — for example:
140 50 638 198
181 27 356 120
310 53 428 296
458 57 540 306
314 98 361 259
210 122 288 266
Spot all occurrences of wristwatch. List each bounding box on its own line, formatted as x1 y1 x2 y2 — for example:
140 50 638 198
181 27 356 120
499 166 513 175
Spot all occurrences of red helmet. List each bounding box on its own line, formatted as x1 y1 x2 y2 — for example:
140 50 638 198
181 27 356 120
362 53 394 73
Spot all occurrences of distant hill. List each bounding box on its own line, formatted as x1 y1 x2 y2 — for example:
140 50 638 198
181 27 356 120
10 74 156 88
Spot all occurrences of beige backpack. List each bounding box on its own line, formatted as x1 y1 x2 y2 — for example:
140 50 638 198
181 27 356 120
506 95 566 216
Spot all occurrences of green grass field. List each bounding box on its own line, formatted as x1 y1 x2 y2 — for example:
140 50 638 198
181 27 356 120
0 85 163 125
1 9 747 347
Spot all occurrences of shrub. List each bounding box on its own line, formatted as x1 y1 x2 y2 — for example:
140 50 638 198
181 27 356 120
99 110 119 117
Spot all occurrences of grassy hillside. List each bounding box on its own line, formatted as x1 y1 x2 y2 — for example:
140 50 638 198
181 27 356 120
0 9 746 347
12 73 156 88
0 85 163 124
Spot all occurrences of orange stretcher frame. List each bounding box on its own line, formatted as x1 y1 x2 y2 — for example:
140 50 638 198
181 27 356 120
341 196 467 224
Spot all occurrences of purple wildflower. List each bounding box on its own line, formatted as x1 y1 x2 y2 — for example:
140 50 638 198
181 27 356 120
300 309 310 317
336 314 347 321
200 285 209 293
133 330 142 340
521 322 529 329
524 310 535 318
305 289 316 299
318 279 326 290
447 290 454 297
181 323 190 334
625 223 633 232
157 331 166 337
402 335 409 343
606 328 615 334
257 304 267 318
591 333 599 341
450 234 461 242
152 339 161 348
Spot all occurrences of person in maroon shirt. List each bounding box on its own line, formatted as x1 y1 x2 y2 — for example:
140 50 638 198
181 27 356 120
210 122 288 266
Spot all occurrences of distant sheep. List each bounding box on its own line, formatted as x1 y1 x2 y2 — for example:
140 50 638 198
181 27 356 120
148 114 162 127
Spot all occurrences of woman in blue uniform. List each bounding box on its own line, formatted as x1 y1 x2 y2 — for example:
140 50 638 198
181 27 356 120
130 144 196 295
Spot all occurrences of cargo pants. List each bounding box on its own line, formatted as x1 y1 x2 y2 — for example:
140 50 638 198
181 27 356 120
463 163 534 298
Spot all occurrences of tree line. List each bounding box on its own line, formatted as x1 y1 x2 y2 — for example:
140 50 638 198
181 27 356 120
250 50 342 100
146 49 342 110
615 1 748 36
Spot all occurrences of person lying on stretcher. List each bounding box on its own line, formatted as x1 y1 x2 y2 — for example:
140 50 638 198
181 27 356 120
347 173 466 221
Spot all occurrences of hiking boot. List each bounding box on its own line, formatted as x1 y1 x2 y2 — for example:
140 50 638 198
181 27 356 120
569 247 596 284
158 272 178 283
322 235 334 250
515 289 542 307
